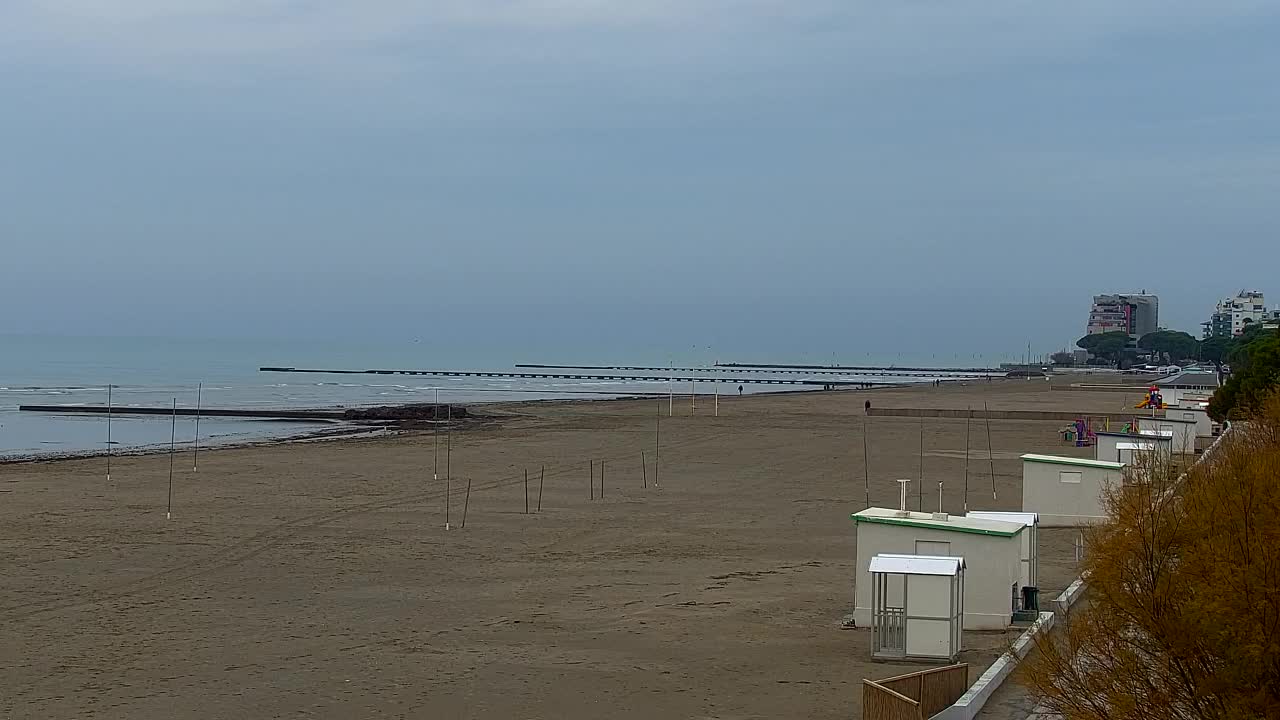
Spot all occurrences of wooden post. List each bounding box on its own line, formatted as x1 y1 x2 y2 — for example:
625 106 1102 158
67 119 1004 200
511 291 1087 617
862 415 871 509
446 404 452 530
166 398 176 520
655 399 661 488
193 381 202 472
524 468 529 514
106 383 112 483
601 460 605 499
918 417 925 512
589 459 594 500
461 478 472 529
985 402 997 500
714 381 719 417
641 451 648 489
964 409 971 514
537 466 544 512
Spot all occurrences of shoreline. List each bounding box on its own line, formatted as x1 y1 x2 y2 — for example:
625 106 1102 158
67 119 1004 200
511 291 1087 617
2 384 916 465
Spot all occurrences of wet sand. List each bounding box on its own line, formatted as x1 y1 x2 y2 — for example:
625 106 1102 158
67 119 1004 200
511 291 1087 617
0 378 1136 719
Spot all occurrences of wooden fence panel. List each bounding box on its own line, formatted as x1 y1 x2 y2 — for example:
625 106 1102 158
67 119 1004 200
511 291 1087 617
864 665 968 720
862 680 921 720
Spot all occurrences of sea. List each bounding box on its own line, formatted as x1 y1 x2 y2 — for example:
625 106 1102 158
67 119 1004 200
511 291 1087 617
0 334 992 459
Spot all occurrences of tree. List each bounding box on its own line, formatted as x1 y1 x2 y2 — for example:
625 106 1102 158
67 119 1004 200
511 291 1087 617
1209 330 1280 421
1200 335 1233 369
1050 351 1075 366
1017 393 1280 718
1137 330 1199 363
1076 332 1130 365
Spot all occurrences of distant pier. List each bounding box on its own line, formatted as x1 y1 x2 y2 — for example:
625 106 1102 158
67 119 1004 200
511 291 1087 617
259 367 882 388
517 363 993 378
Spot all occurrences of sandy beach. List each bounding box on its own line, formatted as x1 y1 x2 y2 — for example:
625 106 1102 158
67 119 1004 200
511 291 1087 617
0 377 1147 719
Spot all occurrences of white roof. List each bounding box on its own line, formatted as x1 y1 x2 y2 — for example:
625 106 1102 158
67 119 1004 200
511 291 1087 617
852 507 1025 537
1138 431 1174 441
1117 441 1159 450
966 511 1038 527
869 553 963 576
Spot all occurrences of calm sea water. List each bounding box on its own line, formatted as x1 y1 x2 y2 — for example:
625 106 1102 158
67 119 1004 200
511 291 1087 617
0 334 980 459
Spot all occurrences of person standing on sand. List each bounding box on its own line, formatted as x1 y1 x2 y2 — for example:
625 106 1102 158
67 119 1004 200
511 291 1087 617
865 400 871 413
738 385 743 396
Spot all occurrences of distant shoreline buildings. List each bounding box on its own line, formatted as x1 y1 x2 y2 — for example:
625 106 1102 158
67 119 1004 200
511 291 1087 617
1086 293 1159 342
1202 290 1269 338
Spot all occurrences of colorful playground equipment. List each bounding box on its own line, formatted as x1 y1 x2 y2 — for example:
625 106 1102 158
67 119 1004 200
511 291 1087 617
1135 386 1166 409
1061 417 1097 447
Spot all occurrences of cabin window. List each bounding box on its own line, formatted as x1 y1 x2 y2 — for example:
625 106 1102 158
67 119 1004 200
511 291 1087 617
1060 471 1082 484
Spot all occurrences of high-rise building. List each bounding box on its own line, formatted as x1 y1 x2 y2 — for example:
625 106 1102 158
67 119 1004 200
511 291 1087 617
1202 290 1267 338
1086 293 1159 341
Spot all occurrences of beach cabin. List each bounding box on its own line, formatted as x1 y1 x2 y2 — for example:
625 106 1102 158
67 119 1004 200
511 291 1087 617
1156 370 1219 407
868 554 964 662
1095 431 1172 464
1137 416 1198 454
1021 454 1126 527
966 511 1038 589
852 508 1025 630
1168 405 1214 438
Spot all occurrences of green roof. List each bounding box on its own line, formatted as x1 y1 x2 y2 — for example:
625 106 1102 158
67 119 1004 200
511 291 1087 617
1020 453 1125 470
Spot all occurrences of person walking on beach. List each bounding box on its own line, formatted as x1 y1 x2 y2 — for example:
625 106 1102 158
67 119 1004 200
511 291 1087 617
738 385 743 396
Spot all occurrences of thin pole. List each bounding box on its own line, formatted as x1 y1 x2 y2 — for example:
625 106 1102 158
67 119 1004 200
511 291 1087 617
524 468 529 514
537 466 544 512
167 398 176 520
601 460 605 499
668 372 674 416
461 478 472 529
641 451 648 489
193 381 202 472
918 417 924 512
106 383 112 483
984 402 997 500
964 409 971 514
589 459 594 500
714 381 719 417
446 403 452 530
433 388 439 484
690 380 695 414
654 400 661 488
862 415 871 509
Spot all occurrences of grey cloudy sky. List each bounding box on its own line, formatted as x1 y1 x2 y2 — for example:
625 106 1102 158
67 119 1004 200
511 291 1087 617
2 1 1278 362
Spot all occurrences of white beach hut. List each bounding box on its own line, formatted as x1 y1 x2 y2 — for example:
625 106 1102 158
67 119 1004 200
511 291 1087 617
1137 416 1197 454
1095 431 1172 464
966 511 1038 589
868 554 964 662
852 507 1024 630
1168 405 1214 438
1021 454 1126 527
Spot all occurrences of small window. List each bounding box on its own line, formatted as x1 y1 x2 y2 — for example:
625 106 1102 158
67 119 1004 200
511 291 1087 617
1060 471 1082 484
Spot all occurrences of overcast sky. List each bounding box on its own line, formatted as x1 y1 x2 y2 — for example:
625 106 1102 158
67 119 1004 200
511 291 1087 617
2 2 1278 362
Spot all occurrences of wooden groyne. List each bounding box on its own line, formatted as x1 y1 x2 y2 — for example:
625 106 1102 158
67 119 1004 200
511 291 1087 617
19 404 469 423
20 405 347 421
866 407 1162 422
